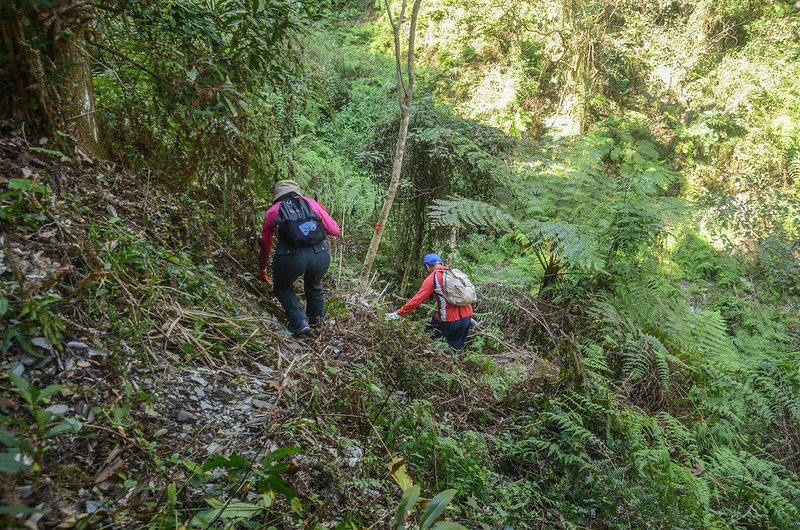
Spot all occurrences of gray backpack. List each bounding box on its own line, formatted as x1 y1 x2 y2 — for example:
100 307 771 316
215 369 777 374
440 268 477 306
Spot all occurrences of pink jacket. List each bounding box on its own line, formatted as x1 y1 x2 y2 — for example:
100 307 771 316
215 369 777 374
261 196 340 263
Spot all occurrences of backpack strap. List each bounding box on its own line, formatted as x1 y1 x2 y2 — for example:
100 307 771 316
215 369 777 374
432 268 448 321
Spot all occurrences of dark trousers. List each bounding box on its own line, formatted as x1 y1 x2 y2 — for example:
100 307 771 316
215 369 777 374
272 242 331 333
428 315 472 350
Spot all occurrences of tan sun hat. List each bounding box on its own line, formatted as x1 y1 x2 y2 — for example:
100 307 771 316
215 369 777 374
273 179 302 202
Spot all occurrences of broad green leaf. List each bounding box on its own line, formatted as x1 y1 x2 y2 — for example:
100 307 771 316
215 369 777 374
394 484 420 530
7 179 33 191
0 429 19 447
0 297 8 317
39 384 63 400
0 504 43 515
0 449 32 473
419 489 457 530
9 374 33 404
202 453 250 472
192 501 263 525
167 482 177 509
266 474 298 499
430 522 469 530
46 418 82 438
261 447 302 468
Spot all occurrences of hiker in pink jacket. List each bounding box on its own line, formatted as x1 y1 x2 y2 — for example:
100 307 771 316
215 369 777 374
259 180 339 337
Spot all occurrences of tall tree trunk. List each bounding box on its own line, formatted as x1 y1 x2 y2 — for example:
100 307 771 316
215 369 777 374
0 1 105 157
358 0 422 294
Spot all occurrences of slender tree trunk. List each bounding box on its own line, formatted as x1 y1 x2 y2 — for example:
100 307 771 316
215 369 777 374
358 0 422 294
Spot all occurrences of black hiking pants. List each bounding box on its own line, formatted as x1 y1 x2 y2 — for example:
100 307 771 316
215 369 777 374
272 241 331 333
428 315 472 350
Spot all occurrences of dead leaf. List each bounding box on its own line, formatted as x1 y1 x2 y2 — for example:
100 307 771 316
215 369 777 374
95 457 125 484
57 515 78 528
266 380 286 392
388 456 414 491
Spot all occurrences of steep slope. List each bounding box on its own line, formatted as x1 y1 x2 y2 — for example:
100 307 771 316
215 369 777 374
0 132 544 528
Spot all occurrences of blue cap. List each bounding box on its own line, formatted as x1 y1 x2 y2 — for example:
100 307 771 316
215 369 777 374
423 253 443 266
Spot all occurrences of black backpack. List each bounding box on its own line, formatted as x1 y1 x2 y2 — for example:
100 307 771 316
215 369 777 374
275 196 326 247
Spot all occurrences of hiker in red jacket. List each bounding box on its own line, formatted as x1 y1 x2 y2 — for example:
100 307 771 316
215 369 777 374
386 253 474 350
260 180 340 337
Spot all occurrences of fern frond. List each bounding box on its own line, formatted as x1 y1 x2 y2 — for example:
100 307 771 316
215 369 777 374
428 198 516 232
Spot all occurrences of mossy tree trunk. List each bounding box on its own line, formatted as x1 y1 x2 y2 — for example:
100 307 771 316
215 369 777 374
0 1 105 157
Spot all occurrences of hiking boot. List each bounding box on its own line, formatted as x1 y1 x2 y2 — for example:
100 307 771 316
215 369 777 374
293 326 318 339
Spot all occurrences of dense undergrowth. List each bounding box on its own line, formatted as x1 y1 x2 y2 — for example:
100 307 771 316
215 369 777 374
2 0 800 528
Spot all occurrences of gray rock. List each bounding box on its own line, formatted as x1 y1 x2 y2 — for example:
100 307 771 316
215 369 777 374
45 404 69 415
176 410 196 423
189 374 208 387
252 398 270 409
199 400 213 411
16 485 34 498
20 354 38 366
31 337 53 351
67 341 89 349
253 362 274 376
10 361 25 376
194 387 206 398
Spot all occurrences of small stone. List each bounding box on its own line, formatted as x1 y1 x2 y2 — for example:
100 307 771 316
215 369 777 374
252 399 270 409
189 375 208 387
31 337 53 351
10 362 25 376
254 362 273 376
206 442 221 454
194 387 206 398
199 400 213 411
20 354 38 366
67 341 89 349
87 348 109 357
346 446 363 467
16 485 34 498
45 404 69 415
176 410 196 423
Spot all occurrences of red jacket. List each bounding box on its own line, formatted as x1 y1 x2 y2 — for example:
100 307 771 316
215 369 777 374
397 265 473 322
261 195 340 263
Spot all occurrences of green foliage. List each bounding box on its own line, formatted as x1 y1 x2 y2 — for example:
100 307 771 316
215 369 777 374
1 375 83 475
393 485 466 530
2 295 65 357
0 176 52 226
430 114 676 291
